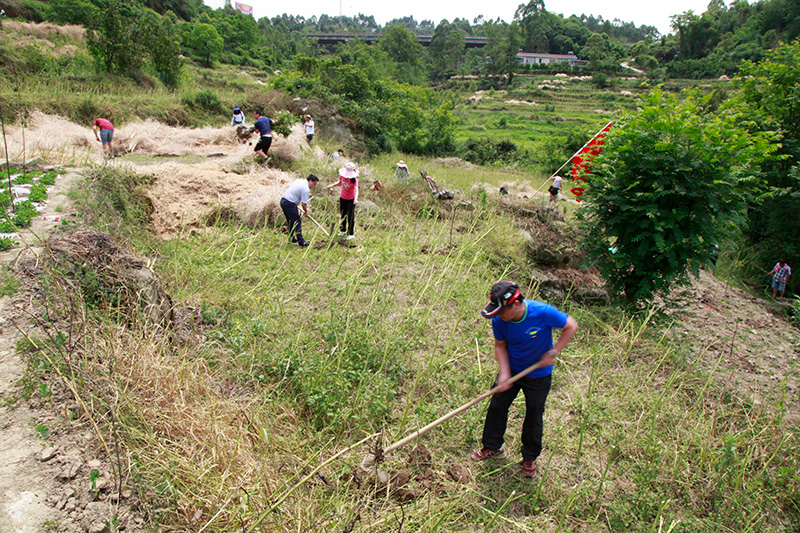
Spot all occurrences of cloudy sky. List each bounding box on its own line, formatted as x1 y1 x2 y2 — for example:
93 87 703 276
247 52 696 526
203 0 714 36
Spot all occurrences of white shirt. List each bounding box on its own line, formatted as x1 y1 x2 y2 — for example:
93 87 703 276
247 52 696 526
304 119 315 135
282 179 311 205
552 176 563 190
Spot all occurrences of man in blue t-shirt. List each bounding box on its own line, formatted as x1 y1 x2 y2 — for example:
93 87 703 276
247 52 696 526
252 110 275 164
471 280 578 477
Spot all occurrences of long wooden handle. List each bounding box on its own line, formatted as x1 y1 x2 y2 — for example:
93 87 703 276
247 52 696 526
306 214 330 236
383 360 547 455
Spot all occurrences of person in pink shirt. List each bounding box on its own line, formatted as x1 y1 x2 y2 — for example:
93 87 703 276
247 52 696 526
92 118 115 158
328 162 359 240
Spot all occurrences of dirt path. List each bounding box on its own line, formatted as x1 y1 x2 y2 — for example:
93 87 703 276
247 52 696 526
0 169 147 532
0 170 81 532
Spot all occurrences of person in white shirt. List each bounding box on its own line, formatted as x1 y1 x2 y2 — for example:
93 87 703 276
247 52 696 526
549 175 563 203
230 106 245 127
280 175 319 247
304 114 315 144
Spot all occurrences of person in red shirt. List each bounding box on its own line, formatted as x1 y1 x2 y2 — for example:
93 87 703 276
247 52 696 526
328 162 360 240
92 118 115 159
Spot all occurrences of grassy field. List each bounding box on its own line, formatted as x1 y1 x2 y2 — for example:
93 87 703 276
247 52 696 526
449 74 733 174
13 150 794 532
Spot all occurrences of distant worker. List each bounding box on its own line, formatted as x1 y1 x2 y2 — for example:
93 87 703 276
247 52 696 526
332 148 344 165
231 105 245 127
549 175 563 203
395 160 409 179
252 110 275 164
92 117 115 159
280 174 319 247
471 280 578 478
304 114 315 144
328 162 359 241
769 260 792 298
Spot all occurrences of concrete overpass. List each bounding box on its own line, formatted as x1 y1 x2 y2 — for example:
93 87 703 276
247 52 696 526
302 33 488 48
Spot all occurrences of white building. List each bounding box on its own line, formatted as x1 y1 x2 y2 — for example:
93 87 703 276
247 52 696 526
517 52 587 67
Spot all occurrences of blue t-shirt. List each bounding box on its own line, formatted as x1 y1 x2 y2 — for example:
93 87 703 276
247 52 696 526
491 300 568 378
254 116 272 136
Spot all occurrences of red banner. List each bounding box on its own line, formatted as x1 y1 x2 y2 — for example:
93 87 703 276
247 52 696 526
235 2 253 14
570 121 613 202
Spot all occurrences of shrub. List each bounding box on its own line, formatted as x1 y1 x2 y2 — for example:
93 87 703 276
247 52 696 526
579 89 777 303
184 89 221 112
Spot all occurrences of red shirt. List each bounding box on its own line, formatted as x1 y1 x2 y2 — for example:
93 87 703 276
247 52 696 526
339 176 358 200
93 118 114 131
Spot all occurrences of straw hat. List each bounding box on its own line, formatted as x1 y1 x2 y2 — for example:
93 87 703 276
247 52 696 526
340 162 359 179
396 160 408 168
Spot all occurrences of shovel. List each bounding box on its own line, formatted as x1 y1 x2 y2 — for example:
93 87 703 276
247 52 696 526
360 359 547 471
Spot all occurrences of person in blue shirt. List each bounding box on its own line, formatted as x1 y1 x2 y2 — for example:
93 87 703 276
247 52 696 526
252 110 275 164
471 280 578 477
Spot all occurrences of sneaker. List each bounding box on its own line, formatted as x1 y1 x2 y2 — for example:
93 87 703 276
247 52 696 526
470 447 505 461
345 235 354 241
337 231 346 237
521 459 537 478
298 241 310 247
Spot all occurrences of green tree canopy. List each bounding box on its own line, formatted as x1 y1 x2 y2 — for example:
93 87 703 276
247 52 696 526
184 22 224 66
379 24 425 84
580 89 776 303
429 20 466 81
734 41 800 289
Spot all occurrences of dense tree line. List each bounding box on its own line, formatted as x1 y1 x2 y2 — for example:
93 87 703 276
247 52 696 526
12 0 800 84
632 0 800 77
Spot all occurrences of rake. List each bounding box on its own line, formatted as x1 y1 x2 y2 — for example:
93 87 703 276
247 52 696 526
360 360 547 471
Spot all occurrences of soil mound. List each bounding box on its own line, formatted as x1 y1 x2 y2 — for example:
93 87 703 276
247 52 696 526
49 230 173 325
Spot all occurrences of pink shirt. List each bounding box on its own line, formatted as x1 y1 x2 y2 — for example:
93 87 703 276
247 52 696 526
339 176 358 200
93 118 114 131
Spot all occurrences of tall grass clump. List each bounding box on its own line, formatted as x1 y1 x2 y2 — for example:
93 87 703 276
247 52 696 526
78 166 154 242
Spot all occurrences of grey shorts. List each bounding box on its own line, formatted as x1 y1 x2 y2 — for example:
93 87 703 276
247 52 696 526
772 279 786 292
99 129 114 145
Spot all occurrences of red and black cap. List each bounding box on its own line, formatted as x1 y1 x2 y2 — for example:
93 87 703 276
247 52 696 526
481 281 522 318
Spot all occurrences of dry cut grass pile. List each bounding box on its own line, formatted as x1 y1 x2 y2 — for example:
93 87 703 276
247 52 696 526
1 20 86 40
146 162 296 239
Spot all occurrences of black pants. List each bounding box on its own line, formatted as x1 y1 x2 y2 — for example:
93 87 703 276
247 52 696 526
280 198 305 244
481 374 551 461
255 135 272 153
339 197 355 236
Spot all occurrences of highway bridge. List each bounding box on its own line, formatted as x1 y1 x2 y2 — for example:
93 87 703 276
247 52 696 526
302 33 489 48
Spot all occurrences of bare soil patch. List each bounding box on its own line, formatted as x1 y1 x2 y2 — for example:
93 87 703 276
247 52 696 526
663 270 800 421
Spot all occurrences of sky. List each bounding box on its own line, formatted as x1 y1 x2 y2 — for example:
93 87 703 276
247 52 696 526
203 0 714 36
